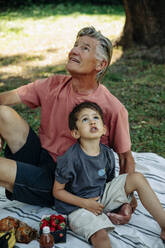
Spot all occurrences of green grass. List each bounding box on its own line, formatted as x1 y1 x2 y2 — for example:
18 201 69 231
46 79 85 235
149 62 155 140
0 4 164 158
104 52 165 156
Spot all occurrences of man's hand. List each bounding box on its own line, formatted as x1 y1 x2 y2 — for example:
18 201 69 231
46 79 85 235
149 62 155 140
118 150 135 175
83 197 104 215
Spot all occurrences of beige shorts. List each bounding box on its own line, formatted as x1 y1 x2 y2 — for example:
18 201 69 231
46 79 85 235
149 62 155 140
68 174 132 241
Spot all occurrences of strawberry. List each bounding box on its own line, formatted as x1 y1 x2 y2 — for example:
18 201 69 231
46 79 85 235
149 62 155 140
57 221 66 230
56 215 65 222
59 233 64 238
50 219 56 227
50 226 56 232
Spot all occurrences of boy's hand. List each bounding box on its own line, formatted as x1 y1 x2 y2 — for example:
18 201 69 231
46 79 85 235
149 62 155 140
83 197 104 215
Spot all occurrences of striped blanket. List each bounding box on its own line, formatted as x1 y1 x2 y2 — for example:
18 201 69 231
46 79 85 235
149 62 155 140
0 152 165 248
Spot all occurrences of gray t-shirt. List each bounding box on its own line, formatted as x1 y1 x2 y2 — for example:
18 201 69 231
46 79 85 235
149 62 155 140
54 143 115 214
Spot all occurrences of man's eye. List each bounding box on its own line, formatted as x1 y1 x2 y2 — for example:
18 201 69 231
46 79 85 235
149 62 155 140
74 43 78 47
84 46 89 50
81 46 89 51
82 118 88 123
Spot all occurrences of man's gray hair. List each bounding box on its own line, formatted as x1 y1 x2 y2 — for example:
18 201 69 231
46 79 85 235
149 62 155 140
77 26 113 81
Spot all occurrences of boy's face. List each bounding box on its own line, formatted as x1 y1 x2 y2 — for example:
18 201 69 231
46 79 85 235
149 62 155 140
72 108 106 140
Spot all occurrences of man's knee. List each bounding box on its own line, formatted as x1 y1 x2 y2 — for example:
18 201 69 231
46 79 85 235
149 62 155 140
0 105 14 124
0 105 29 153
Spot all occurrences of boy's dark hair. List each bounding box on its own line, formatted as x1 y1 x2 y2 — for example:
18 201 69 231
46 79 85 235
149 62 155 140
69 101 104 131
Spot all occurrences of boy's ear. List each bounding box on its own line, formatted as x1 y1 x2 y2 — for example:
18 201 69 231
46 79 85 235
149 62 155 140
103 125 107 135
71 129 80 139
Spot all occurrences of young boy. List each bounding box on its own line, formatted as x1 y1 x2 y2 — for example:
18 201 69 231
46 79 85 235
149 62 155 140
53 101 165 248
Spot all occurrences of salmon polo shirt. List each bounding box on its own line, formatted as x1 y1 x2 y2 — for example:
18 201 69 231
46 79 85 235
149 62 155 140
17 74 131 162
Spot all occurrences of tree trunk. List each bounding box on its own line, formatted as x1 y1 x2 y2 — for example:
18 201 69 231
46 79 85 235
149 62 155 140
118 0 165 51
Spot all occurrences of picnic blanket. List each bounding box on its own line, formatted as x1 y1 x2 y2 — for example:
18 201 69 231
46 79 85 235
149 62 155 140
0 152 165 248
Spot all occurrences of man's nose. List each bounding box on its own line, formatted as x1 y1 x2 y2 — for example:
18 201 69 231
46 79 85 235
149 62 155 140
71 46 79 55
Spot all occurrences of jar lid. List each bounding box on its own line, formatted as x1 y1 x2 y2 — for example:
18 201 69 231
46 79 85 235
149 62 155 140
43 226 50 234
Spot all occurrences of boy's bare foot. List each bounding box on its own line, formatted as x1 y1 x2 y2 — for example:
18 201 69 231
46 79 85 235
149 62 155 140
107 203 132 225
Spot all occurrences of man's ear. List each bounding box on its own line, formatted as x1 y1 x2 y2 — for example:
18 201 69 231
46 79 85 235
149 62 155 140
96 59 107 72
71 129 80 139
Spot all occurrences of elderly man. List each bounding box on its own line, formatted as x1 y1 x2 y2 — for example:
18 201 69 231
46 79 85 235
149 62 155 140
0 27 135 218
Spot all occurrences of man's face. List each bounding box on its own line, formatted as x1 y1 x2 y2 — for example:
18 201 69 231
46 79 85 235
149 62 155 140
73 108 106 140
66 36 100 76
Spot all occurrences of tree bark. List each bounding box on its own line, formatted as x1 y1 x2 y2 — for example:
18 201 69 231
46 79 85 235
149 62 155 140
118 0 165 50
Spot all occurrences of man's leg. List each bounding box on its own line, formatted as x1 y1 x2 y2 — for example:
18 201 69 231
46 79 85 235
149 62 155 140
0 157 16 192
0 157 54 206
0 105 29 154
125 172 165 240
90 229 111 248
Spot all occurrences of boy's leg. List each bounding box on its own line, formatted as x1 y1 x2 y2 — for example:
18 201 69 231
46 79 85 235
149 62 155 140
101 174 133 224
68 208 114 247
125 172 165 240
90 229 111 248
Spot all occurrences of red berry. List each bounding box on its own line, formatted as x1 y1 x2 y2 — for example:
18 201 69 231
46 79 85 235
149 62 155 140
59 233 63 238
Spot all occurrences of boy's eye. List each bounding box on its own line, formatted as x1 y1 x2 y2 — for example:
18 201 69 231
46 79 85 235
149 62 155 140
82 117 88 123
93 116 99 120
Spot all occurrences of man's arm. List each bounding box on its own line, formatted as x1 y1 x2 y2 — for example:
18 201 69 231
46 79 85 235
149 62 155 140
118 150 135 175
53 180 104 215
0 89 22 106
118 150 137 214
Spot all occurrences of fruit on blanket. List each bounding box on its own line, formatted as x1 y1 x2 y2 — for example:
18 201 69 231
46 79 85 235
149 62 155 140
57 221 66 230
40 214 67 243
40 214 66 232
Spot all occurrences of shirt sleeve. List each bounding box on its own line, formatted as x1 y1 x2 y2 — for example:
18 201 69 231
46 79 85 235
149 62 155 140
55 155 74 184
17 79 48 108
110 106 131 153
17 75 61 109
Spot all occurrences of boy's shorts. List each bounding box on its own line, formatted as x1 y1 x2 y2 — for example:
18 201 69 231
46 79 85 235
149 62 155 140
68 174 132 241
4 127 56 207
